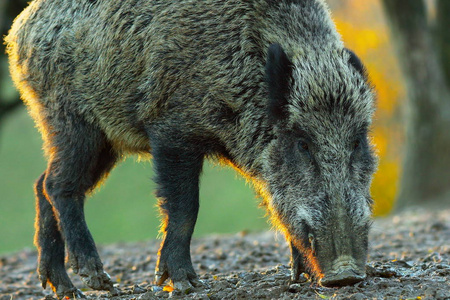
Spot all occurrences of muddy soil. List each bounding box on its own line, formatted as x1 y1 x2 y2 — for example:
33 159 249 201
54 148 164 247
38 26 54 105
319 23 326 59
1 208 449 300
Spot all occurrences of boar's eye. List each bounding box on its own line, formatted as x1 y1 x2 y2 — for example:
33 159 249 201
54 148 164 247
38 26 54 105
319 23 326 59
298 139 312 159
353 139 361 150
298 141 309 151
297 130 313 158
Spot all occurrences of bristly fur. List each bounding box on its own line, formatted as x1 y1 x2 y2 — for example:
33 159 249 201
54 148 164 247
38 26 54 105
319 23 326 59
6 0 377 296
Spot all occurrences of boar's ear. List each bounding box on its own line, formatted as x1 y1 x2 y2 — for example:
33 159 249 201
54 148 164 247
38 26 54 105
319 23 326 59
266 43 293 123
344 48 367 78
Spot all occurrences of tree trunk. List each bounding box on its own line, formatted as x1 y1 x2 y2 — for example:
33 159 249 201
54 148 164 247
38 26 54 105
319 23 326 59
381 0 450 210
436 0 450 87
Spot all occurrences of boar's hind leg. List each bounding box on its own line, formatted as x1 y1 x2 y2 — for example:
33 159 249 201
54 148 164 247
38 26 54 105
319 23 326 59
41 114 118 298
35 173 84 299
152 139 204 291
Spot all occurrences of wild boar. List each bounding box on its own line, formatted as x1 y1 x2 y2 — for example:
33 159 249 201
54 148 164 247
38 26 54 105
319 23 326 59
6 0 377 298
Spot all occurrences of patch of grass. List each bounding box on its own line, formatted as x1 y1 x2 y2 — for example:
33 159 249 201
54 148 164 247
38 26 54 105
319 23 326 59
0 108 268 254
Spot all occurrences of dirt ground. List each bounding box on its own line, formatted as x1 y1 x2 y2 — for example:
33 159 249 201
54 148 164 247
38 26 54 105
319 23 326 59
1 208 449 300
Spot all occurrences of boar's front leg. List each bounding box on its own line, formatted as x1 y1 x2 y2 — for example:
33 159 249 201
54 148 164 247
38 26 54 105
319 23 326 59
151 137 204 291
290 242 308 282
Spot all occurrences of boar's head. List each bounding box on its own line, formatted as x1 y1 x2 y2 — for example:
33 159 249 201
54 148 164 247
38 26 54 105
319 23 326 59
261 44 377 286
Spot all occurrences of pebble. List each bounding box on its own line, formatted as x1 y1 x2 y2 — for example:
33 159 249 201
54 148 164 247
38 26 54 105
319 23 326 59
288 283 304 293
151 285 163 292
348 292 366 300
138 291 160 300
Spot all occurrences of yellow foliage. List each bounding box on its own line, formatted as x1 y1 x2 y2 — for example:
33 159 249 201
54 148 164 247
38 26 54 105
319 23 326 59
336 21 387 56
372 160 399 216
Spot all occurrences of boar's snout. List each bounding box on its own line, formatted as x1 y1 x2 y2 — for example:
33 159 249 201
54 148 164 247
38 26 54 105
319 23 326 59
319 255 366 286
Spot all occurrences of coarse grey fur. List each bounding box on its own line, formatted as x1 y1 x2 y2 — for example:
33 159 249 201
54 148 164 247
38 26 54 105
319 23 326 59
6 0 377 298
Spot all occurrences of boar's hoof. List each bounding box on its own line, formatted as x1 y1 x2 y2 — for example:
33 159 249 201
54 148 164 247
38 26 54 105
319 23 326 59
70 255 115 291
290 271 309 283
172 278 204 293
79 271 114 290
78 269 115 292
56 288 86 299
155 269 204 293
320 269 366 286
